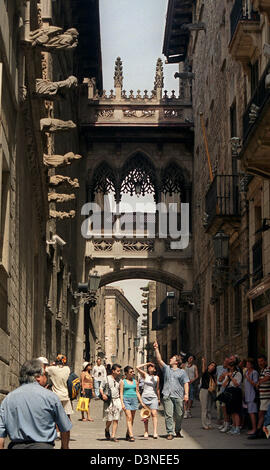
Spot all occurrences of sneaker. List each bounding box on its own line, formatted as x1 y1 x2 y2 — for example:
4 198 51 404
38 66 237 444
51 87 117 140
227 427 235 434
187 410 192 418
183 411 188 419
175 432 184 438
220 423 230 433
218 423 225 430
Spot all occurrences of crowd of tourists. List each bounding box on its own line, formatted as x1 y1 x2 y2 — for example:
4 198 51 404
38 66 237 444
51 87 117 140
0 347 269 448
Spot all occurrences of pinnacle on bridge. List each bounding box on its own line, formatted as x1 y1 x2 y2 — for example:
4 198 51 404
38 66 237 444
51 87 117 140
154 58 164 89
154 58 164 100
114 57 123 88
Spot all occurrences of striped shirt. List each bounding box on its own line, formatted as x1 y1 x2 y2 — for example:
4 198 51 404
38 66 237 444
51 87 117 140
259 367 270 400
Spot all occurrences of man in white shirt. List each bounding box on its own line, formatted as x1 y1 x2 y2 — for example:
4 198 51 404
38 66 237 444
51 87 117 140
92 358 107 398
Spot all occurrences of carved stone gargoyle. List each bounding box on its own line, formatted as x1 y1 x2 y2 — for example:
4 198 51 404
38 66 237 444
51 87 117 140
43 152 82 167
30 27 79 51
35 76 78 99
49 175 80 188
40 118 76 133
49 209 76 219
48 193 76 203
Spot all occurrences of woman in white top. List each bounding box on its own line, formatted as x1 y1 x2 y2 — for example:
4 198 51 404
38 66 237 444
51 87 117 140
136 362 160 439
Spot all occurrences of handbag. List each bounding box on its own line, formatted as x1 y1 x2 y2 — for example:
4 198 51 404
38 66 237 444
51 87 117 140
215 373 235 404
208 376 217 393
76 396 89 412
100 381 112 404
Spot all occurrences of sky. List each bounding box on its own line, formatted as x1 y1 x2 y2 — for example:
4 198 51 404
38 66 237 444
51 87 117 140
99 1 177 314
99 0 179 93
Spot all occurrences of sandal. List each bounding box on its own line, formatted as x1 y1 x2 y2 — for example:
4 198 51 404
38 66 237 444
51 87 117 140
125 431 130 441
87 418 94 422
110 437 119 442
129 436 135 442
153 435 158 439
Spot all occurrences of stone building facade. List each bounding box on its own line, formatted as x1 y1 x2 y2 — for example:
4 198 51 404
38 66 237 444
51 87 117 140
0 0 102 400
163 0 270 364
83 285 139 370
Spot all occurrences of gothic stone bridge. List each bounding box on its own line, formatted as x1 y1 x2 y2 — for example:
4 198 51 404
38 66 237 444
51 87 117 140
78 58 194 292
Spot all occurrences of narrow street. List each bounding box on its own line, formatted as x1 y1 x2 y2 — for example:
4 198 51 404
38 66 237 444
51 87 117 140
54 398 270 450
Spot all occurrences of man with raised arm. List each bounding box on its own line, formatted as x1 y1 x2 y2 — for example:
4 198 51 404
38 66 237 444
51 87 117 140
153 341 189 440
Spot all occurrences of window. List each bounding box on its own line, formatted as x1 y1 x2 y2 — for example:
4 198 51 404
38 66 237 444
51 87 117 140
233 285 242 335
216 297 221 338
250 60 259 97
230 101 237 137
224 290 229 337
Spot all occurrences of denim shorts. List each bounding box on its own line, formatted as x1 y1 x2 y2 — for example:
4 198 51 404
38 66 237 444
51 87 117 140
123 396 138 410
189 383 194 401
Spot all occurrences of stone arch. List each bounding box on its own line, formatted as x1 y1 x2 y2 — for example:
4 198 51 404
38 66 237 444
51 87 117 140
98 267 185 291
88 160 117 201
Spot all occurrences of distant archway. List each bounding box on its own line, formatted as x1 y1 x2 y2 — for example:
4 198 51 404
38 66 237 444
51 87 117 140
98 267 185 291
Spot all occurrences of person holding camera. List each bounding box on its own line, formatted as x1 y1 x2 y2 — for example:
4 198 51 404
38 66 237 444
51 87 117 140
100 363 122 443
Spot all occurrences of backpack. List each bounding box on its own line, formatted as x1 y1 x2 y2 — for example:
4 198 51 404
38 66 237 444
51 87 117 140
67 372 81 400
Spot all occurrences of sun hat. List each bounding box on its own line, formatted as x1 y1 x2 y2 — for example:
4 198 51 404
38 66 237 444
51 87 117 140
37 356 49 365
140 408 151 419
82 361 90 369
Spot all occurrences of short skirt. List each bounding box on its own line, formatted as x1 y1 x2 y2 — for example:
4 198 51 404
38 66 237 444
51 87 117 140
123 396 139 410
142 396 159 410
84 388 93 399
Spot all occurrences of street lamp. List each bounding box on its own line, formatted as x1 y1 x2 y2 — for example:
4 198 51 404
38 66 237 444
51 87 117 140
213 230 229 260
74 271 101 307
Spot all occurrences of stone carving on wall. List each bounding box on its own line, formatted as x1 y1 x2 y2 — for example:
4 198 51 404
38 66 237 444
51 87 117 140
93 240 113 252
163 109 183 118
30 26 79 51
49 209 76 219
35 76 78 98
123 109 155 118
49 175 80 188
48 193 76 203
43 152 82 167
122 240 154 252
40 118 76 133
96 109 114 118
249 103 260 124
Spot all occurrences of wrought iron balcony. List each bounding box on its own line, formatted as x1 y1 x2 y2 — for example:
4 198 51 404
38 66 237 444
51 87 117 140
243 61 270 141
229 0 260 67
230 0 260 39
252 238 263 285
152 294 177 330
204 175 241 234
240 61 270 178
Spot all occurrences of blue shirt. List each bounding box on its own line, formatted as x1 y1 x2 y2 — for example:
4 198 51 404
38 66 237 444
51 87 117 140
162 364 189 399
0 382 72 443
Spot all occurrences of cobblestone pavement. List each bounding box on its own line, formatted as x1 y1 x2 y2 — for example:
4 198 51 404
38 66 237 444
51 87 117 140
55 398 270 450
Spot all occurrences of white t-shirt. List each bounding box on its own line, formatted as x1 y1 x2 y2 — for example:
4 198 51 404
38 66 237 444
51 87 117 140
222 371 242 388
46 365 70 401
92 364 107 381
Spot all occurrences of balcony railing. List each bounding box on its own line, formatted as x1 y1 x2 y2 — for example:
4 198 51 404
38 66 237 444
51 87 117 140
230 0 260 40
252 238 263 284
243 61 270 141
205 175 240 230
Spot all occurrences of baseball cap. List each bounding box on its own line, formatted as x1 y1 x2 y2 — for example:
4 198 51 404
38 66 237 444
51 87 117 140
37 356 49 365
